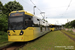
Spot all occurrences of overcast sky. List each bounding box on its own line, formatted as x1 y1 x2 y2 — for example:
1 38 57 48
1 0 75 25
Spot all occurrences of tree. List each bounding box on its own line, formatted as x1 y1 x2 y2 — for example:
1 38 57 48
0 1 3 14
0 14 8 31
0 1 23 32
0 1 3 10
65 20 75 28
0 1 7 32
70 20 75 27
3 1 23 16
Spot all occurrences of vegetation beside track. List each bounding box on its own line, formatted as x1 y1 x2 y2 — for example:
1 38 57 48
0 31 8 43
61 30 75 39
65 29 75 34
19 31 75 50
0 31 13 47
0 31 11 47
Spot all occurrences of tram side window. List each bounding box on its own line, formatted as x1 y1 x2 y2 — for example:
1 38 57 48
40 26 42 32
45 27 46 31
25 18 33 27
40 27 42 32
37 19 40 26
28 18 33 27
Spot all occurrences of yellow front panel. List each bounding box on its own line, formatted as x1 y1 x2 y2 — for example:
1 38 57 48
50 28 55 31
8 30 21 36
8 36 24 41
52 28 55 31
8 27 34 42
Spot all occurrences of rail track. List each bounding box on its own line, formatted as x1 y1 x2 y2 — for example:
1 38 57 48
0 32 50 50
61 30 75 42
0 42 27 50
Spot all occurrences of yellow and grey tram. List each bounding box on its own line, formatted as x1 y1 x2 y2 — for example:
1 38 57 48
7 10 50 42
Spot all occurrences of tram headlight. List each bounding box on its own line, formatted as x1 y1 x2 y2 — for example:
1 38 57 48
8 32 10 36
20 31 24 35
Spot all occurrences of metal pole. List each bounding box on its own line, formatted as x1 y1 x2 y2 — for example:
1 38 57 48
33 7 35 15
33 6 36 15
40 12 45 19
46 17 47 26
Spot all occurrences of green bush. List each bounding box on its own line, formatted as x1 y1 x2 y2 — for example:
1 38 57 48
0 31 8 43
0 14 8 32
0 1 23 32
69 26 71 28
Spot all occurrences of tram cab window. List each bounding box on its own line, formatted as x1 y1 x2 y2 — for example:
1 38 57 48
43 22 45 23
51 25 53 28
37 19 40 21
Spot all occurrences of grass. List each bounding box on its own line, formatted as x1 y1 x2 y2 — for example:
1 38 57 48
0 31 13 47
62 30 75 39
0 31 9 47
0 31 8 43
0 42 13 47
19 31 75 50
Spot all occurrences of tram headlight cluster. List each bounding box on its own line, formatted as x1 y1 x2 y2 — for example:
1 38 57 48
20 31 24 35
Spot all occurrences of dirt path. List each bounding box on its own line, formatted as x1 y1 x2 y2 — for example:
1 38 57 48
72 29 75 32
0 42 26 50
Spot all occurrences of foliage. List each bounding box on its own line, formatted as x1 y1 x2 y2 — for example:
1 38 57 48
0 14 8 31
0 1 3 14
61 30 75 39
0 1 3 10
0 31 8 45
3 1 23 16
70 20 75 27
65 20 75 28
0 1 23 32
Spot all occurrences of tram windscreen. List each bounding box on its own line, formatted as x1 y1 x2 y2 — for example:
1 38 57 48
9 17 23 30
51 25 53 28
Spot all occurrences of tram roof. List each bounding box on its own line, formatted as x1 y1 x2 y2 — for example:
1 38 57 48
49 24 62 27
9 10 34 16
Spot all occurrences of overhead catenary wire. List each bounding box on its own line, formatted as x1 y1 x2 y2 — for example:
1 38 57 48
21 0 42 14
30 0 42 12
30 0 46 19
66 0 72 11
21 0 33 6
61 0 72 17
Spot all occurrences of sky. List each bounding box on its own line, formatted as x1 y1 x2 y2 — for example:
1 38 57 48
1 0 75 25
